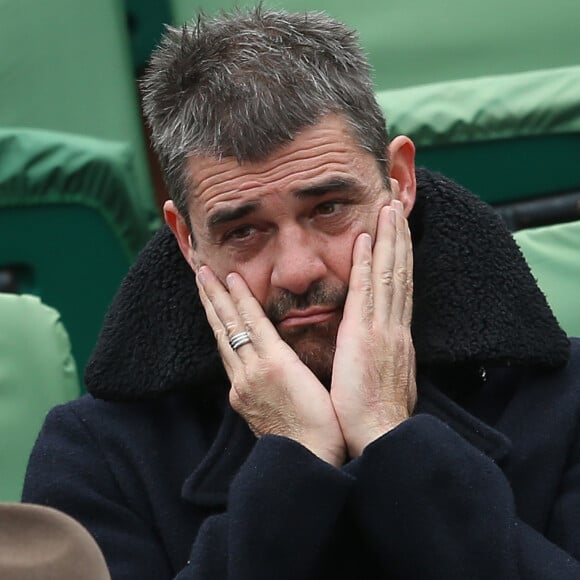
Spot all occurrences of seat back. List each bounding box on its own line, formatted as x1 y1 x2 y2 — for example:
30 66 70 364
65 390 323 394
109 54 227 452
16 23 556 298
0 294 80 502
514 220 580 337
378 66 580 209
0 0 159 229
0 128 153 374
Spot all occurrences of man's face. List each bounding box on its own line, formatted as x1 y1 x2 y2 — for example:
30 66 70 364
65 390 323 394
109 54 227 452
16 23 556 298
168 114 412 383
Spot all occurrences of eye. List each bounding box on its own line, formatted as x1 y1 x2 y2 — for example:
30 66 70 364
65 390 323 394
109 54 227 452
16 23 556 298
315 201 342 216
224 225 256 242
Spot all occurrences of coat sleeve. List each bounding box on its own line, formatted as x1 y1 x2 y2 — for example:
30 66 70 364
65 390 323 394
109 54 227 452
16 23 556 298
22 405 353 580
345 414 580 579
182 434 354 580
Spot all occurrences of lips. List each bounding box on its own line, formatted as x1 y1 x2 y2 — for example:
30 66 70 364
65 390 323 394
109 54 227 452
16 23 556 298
278 307 338 328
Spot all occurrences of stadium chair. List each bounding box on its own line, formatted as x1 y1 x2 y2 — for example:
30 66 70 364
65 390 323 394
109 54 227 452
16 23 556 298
0 294 80 502
378 66 580 225
514 220 580 338
0 0 159 230
0 128 153 375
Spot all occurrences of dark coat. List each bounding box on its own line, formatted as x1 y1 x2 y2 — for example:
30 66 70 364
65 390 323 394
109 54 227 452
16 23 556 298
23 170 580 579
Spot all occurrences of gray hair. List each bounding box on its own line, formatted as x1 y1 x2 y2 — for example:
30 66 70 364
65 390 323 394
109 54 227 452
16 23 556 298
141 6 390 221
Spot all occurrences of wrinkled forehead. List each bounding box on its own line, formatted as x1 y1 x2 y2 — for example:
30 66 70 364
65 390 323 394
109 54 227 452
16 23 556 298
183 114 385 210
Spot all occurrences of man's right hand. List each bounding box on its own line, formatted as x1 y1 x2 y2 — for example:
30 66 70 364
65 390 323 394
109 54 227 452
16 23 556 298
196 266 346 467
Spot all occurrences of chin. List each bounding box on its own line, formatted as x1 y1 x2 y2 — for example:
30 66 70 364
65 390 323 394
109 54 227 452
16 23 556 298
280 322 337 389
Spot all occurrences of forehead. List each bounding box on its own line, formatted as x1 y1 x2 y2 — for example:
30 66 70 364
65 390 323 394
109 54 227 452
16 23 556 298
184 114 384 221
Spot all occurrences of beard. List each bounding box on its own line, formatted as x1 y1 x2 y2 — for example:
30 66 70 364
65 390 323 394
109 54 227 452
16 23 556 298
265 281 347 387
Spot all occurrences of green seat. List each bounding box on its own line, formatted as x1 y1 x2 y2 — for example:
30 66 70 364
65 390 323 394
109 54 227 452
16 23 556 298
170 0 580 91
0 294 80 502
0 128 153 375
379 66 580 207
514 220 580 337
0 0 160 230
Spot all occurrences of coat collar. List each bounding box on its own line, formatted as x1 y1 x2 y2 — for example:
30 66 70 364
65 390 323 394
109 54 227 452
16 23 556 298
181 405 254 507
180 377 512 508
85 168 569 402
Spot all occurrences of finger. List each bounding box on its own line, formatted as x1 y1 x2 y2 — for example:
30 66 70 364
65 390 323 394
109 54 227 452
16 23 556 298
372 204 396 325
390 200 412 325
196 266 254 364
403 216 414 327
407 347 417 414
196 273 240 375
342 232 373 324
225 272 288 350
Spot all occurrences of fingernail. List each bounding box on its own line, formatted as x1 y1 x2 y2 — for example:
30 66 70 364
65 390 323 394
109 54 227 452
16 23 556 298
357 233 373 254
226 273 235 289
390 208 396 223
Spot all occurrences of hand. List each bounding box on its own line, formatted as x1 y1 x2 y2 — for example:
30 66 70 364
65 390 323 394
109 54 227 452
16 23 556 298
196 267 346 467
330 200 417 458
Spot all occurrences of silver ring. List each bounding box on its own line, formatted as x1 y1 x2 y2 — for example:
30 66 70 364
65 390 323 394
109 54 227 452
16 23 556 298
229 331 251 351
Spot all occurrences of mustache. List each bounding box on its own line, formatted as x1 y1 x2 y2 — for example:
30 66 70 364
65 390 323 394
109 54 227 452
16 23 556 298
265 282 347 324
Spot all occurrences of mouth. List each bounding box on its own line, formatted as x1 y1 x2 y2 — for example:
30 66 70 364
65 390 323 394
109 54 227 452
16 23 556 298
278 307 339 329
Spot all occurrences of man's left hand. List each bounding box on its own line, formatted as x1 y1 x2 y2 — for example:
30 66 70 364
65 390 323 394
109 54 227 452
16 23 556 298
330 200 417 458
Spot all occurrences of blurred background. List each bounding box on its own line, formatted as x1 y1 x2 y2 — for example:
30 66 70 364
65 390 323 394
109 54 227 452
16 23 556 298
1 0 579 501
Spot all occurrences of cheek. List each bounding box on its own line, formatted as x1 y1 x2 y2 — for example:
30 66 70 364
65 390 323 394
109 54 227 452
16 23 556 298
322 232 359 284
328 206 383 276
194 240 272 306
235 262 272 306
361 198 388 243
211 254 272 306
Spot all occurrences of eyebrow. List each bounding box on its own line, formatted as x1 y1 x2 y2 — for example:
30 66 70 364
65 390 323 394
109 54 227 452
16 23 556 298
207 201 261 231
206 177 359 233
293 177 358 199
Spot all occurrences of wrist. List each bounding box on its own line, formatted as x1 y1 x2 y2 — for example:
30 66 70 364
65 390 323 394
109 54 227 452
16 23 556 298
347 417 408 458
301 439 346 468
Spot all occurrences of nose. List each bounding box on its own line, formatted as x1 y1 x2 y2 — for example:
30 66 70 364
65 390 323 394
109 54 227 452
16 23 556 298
271 227 327 295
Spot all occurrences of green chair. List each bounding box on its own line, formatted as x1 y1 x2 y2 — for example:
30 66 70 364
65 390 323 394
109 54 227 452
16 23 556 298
0 128 153 375
378 66 580 210
0 294 80 502
514 220 580 337
170 0 580 91
0 0 160 230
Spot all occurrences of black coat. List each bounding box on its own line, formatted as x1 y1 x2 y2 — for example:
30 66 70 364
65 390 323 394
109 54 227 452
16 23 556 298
24 170 580 579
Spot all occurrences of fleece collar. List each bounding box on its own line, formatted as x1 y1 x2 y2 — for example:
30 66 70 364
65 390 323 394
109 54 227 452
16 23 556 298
85 168 569 401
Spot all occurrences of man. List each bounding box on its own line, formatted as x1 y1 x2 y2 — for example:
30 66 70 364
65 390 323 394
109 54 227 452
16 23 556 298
23 7 580 579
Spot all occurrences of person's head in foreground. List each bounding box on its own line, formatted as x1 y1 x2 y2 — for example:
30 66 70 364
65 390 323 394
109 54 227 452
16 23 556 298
142 7 416 385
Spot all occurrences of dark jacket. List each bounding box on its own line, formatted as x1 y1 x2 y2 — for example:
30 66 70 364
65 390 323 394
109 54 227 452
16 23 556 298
23 170 580 579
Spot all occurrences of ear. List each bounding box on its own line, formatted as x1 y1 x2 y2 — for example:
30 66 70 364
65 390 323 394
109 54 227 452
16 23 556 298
387 136 416 217
163 200 198 271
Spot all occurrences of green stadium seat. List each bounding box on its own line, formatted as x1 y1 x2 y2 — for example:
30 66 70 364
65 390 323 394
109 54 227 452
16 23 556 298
0 294 79 502
514 220 580 337
378 66 580 210
0 0 160 230
0 128 153 375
